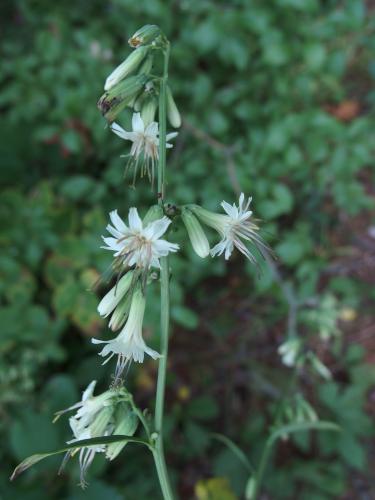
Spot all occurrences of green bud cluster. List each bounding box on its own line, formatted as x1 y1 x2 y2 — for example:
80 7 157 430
98 25 181 129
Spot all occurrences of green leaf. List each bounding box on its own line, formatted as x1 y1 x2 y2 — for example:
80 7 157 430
269 421 340 446
211 433 253 473
11 435 150 480
172 305 199 330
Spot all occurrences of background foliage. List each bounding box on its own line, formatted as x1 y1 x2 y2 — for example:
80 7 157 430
1 1 374 498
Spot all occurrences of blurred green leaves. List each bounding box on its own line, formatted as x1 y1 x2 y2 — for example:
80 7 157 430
0 0 374 498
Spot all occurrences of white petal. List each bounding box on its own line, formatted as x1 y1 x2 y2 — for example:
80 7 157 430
221 200 238 219
128 207 143 231
153 239 179 256
82 380 97 401
111 122 134 141
109 210 128 233
166 131 178 141
132 113 145 133
145 121 158 138
143 216 171 239
101 236 122 251
106 224 123 239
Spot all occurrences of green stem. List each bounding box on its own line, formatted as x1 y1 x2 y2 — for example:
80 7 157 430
153 42 174 500
251 441 272 500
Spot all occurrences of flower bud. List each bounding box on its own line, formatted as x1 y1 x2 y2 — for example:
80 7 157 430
143 205 164 225
89 406 114 437
98 74 147 122
98 271 134 317
187 204 226 233
166 85 181 128
181 208 210 258
138 54 154 75
141 96 158 126
106 403 138 460
104 46 150 91
128 25 161 48
108 292 133 331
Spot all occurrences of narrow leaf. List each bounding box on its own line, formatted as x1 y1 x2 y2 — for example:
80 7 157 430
10 434 150 480
211 432 254 473
268 421 340 447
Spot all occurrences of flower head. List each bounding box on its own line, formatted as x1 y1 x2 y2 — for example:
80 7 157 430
111 113 177 185
92 287 160 380
189 193 268 265
102 208 179 270
56 381 121 488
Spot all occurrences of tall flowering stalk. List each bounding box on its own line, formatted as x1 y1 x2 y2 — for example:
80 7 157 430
11 25 275 500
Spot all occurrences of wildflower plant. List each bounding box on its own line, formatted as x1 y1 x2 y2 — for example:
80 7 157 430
11 25 340 500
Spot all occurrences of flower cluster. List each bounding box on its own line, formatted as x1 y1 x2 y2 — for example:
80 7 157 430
92 206 178 380
55 381 137 487
97 25 180 186
12 24 273 490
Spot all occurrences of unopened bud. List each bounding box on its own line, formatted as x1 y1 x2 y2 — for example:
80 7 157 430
141 97 158 126
138 54 154 75
181 208 210 258
109 292 133 331
98 271 134 318
90 406 114 437
166 85 181 128
106 403 138 460
143 205 164 225
98 74 147 122
104 46 150 91
128 25 161 48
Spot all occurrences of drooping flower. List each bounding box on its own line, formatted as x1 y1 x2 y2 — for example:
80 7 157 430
102 208 179 270
111 112 177 185
189 193 268 265
54 380 114 428
92 287 160 379
67 415 109 488
56 381 119 488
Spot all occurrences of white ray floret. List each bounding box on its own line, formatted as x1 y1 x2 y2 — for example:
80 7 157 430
102 208 179 270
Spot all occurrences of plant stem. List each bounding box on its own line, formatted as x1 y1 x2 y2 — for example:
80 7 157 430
251 440 272 500
153 42 174 500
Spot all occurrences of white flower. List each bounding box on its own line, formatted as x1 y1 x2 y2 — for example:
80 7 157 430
92 288 160 379
54 380 114 429
190 193 268 264
278 338 301 367
102 208 179 270
67 418 107 488
111 112 177 184
57 382 117 488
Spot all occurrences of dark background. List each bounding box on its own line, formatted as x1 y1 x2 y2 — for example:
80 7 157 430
0 1 374 499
